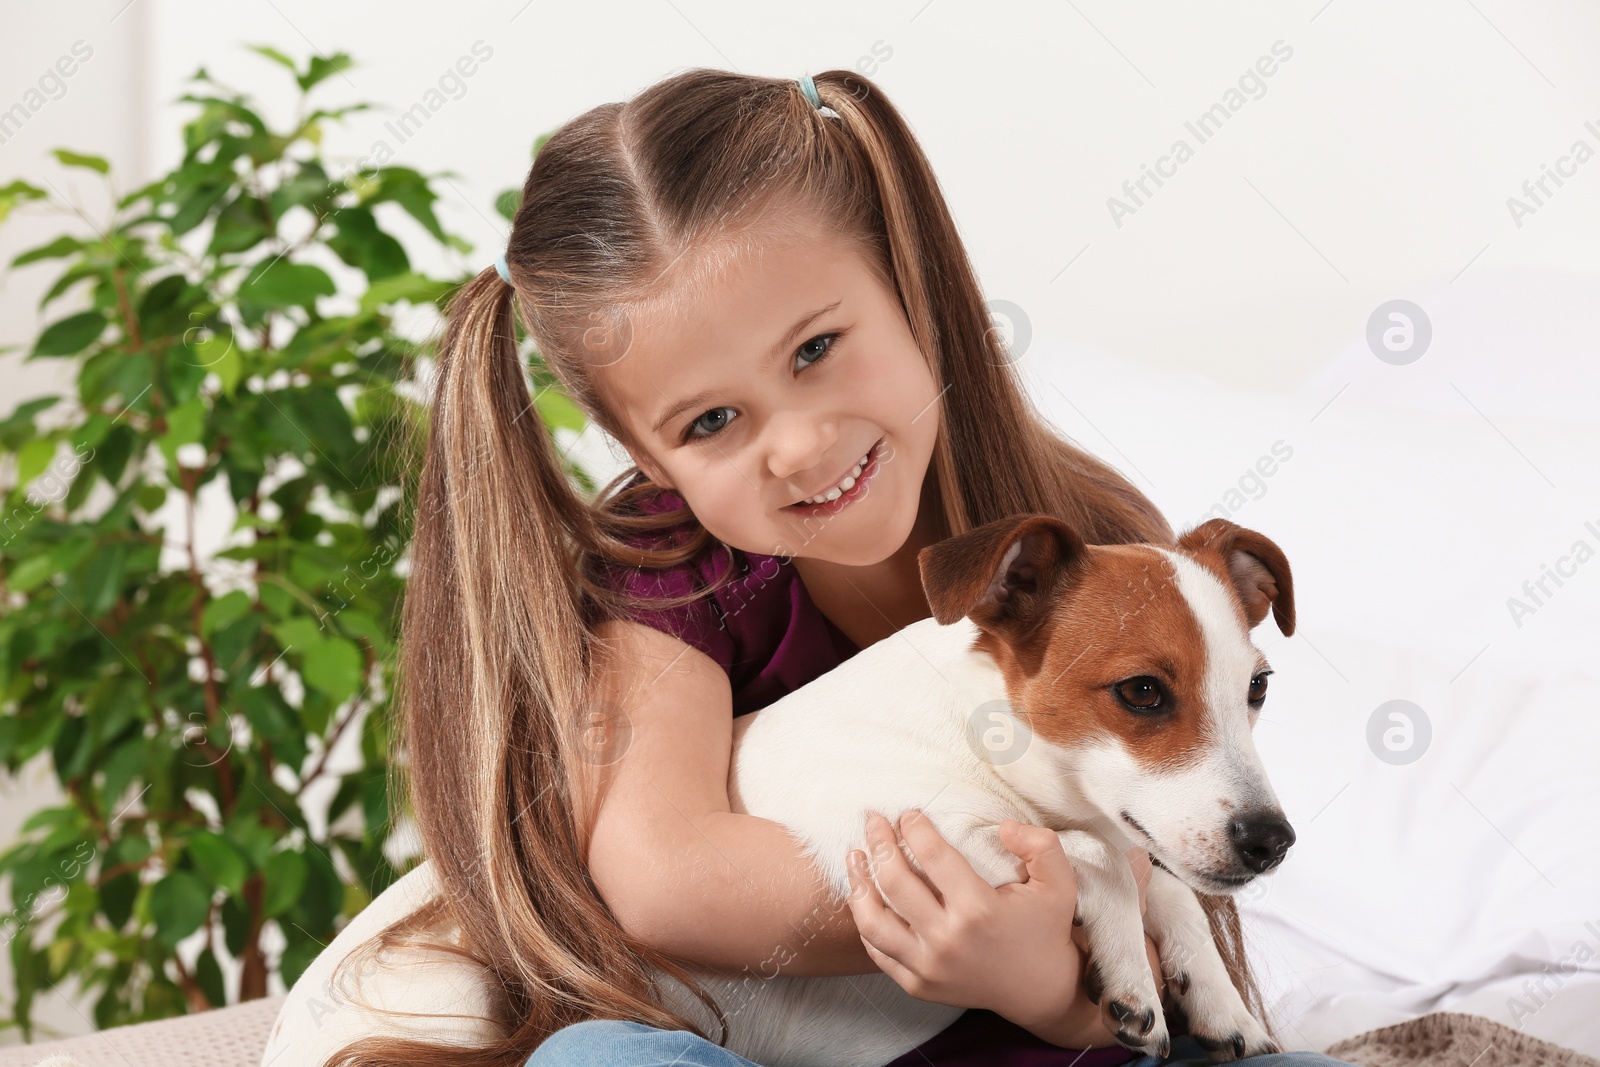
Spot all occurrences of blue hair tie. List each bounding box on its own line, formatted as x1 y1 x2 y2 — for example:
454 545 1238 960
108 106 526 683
493 252 511 284
797 74 821 110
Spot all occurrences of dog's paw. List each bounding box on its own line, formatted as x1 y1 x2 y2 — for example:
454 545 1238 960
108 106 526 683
1083 957 1171 1058
1164 968 1278 1063
1190 1026 1280 1064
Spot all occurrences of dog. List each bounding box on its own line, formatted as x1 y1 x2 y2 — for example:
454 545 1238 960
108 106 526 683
650 513 1296 1067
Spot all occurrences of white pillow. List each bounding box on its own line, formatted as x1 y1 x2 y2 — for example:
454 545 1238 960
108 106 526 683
260 861 507 1067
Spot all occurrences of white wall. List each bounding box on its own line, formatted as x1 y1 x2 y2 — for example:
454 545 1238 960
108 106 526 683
2 0 1597 1042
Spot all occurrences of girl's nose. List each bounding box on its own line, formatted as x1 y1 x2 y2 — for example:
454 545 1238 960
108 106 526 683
764 413 839 481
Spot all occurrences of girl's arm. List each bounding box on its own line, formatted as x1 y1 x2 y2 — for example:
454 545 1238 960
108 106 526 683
643 810 883 978
586 619 877 978
585 619 1163 1036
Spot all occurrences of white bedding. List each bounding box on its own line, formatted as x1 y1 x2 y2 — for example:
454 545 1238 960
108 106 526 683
1030 264 1600 1056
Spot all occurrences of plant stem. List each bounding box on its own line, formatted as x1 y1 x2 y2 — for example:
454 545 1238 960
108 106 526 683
186 477 236 813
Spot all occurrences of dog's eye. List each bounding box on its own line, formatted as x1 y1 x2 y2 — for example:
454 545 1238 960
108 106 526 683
1113 676 1165 712
1249 671 1272 704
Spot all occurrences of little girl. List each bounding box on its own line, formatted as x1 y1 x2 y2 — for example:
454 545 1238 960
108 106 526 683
320 68 1360 1067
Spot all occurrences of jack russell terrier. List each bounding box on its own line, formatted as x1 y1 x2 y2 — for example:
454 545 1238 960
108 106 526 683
650 513 1296 1067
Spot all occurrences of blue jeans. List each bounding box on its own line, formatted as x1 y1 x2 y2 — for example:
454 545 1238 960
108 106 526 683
525 1019 1364 1066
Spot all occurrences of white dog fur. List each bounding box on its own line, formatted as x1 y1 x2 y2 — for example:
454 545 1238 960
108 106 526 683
645 513 1298 1067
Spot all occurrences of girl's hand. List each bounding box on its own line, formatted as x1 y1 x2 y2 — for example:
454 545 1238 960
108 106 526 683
844 810 1093 1030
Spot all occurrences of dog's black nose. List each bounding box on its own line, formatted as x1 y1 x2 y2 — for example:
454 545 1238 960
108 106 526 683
1230 814 1296 873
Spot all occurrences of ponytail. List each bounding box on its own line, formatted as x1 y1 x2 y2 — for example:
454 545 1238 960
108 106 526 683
324 269 730 1066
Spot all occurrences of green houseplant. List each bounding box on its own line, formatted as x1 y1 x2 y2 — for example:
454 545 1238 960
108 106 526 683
0 45 589 1038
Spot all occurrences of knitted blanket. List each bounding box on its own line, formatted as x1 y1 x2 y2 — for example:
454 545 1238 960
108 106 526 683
1323 1011 1600 1067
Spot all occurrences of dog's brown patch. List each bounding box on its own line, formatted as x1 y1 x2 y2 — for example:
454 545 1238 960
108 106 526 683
972 543 1212 772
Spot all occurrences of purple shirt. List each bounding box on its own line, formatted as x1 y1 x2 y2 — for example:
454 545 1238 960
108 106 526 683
586 477 1141 1066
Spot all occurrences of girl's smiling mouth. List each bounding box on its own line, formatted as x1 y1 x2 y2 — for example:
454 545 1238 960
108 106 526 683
784 437 885 516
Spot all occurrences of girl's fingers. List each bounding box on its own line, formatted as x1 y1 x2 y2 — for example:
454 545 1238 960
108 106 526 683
894 809 991 907
858 813 945 931
999 820 1080 891
1124 846 1153 917
859 933 918 990
846 848 915 961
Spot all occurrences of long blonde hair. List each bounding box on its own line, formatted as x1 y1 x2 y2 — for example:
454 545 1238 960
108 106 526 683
324 67 1273 1066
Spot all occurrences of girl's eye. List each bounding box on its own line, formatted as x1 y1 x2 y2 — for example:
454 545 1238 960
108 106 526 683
685 407 733 440
682 332 842 443
795 333 834 368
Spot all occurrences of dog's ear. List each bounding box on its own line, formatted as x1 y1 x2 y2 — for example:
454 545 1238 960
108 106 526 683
918 514 1088 632
1177 519 1295 637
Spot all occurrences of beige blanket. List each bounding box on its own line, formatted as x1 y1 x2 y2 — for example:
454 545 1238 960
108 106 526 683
1323 1011 1600 1067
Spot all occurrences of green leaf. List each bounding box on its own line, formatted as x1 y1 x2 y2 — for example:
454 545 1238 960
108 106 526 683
187 329 240 389
262 850 307 918
535 389 587 434
95 423 136 485
157 396 206 470
327 206 408 280
100 870 139 929
272 616 326 651
206 195 269 256
221 896 250 956
0 179 48 224
211 610 263 676
339 610 393 657
97 744 148 818
357 271 454 315
195 947 226 1009
39 263 98 311
257 581 296 619
15 436 58 487
245 45 299 74
7 553 59 594
223 811 278 870
79 541 128 617
135 482 166 512
0 395 58 445
301 637 363 703
168 180 231 237
367 167 444 242
12 236 84 268
268 164 335 222
278 930 323 989
188 832 249 897
53 715 93 779
136 274 190 341
238 259 335 311
149 871 212 947
299 53 355 93
285 386 356 461
361 770 389 834
52 149 111 175
31 311 106 358
494 189 519 221
201 590 254 636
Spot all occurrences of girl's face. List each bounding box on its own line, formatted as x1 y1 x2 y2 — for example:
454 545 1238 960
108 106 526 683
593 219 942 566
